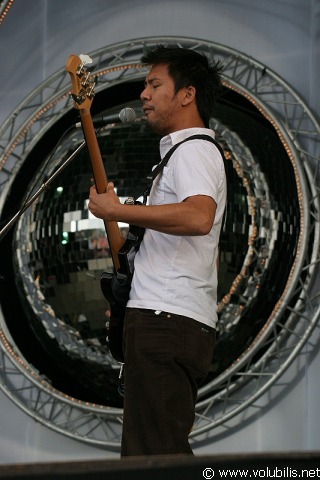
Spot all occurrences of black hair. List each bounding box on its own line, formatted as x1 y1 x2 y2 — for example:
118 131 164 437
140 45 224 127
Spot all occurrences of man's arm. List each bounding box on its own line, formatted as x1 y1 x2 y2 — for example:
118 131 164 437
88 183 217 236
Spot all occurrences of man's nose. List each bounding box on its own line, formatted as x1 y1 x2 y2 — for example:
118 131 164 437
140 86 150 101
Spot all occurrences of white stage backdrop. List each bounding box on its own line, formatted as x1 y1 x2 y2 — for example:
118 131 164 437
0 0 319 464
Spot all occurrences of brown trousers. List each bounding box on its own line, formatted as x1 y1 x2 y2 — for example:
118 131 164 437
121 308 215 456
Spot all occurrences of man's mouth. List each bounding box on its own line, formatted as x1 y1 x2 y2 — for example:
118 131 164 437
143 106 154 116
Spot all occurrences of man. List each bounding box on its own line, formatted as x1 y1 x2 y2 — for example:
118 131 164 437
89 46 226 456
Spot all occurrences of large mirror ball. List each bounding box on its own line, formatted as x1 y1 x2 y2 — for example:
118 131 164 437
1 82 299 408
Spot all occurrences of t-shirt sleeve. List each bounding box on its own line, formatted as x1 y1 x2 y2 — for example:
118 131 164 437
173 142 224 204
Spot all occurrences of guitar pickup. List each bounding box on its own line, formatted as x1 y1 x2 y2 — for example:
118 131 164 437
116 271 128 283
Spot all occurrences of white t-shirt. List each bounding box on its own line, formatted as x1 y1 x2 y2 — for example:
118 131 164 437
127 128 227 329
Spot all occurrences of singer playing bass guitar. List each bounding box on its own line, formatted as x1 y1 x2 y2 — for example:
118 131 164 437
88 45 227 457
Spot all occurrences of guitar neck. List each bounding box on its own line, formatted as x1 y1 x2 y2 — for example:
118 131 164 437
80 109 123 271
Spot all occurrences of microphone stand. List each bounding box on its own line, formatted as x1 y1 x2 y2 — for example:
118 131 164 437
0 139 87 243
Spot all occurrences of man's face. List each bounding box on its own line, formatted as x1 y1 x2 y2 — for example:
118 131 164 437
140 63 184 135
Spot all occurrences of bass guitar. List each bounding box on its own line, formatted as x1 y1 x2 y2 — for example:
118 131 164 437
66 54 142 363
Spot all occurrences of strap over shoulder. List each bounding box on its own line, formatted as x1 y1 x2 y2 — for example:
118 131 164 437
138 134 227 202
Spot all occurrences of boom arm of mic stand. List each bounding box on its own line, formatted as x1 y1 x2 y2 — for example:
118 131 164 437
0 140 87 242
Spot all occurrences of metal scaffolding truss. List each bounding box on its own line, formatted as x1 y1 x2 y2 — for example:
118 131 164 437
0 37 320 448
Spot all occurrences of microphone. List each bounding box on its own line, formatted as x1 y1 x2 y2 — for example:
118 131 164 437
75 107 136 128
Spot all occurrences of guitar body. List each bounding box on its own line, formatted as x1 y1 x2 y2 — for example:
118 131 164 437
101 219 145 363
65 54 141 364
101 272 126 363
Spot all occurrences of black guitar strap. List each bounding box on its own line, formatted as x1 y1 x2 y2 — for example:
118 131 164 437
137 134 227 204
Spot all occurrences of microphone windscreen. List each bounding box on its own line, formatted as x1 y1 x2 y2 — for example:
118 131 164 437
119 107 136 123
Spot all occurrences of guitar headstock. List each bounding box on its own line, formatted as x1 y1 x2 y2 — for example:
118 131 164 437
65 54 96 110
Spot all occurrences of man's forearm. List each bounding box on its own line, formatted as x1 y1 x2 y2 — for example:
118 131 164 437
89 185 216 236
111 198 215 236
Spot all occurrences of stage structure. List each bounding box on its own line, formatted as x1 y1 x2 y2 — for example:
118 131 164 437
0 37 319 449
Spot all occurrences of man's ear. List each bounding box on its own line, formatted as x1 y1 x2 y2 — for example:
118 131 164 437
181 86 196 106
